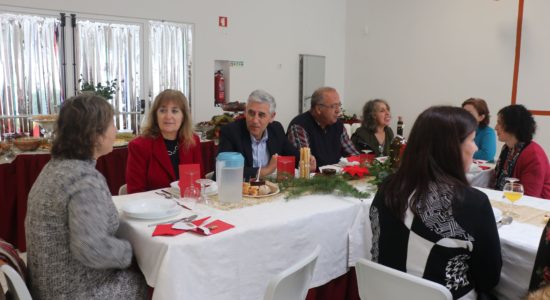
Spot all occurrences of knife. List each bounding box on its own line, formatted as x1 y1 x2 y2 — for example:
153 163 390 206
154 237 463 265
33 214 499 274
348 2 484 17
147 214 198 227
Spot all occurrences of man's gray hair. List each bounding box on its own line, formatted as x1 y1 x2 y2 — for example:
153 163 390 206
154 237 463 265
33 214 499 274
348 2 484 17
310 86 337 109
247 89 276 113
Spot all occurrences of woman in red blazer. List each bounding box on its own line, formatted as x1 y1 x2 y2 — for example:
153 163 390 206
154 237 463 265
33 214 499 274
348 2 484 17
126 89 203 194
494 104 550 199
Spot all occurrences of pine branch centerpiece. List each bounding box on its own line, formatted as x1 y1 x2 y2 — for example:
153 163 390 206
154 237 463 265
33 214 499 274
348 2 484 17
278 174 370 199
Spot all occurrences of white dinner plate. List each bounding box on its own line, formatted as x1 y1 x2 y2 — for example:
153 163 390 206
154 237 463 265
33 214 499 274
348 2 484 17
492 207 502 223
375 156 389 163
170 181 218 195
122 198 181 220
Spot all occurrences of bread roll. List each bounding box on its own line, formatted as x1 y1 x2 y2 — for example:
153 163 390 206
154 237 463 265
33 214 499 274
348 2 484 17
258 185 270 195
265 181 279 193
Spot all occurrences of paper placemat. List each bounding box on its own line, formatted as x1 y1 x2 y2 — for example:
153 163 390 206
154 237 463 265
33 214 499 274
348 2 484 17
206 192 284 211
490 200 550 228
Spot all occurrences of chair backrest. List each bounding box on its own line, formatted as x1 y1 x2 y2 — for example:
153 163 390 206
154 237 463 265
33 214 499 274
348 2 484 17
0 239 26 284
355 258 452 300
263 246 320 300
1 263 32 300
118 184 128 195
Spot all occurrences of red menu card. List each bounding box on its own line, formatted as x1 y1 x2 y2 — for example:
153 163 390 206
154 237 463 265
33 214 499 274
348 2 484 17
277 156 295 180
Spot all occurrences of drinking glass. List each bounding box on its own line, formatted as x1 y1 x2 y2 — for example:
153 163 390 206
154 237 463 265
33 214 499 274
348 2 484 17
182 185 200 211
2 133 15 160
503 178 523 218
196 178 214 205
181 171 200 210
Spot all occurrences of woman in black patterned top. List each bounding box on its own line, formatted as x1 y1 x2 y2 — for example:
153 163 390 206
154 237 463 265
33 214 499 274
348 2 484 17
370 106 501 299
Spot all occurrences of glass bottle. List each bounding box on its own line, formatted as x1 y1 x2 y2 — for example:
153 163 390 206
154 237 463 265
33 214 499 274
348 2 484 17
390 117 406 169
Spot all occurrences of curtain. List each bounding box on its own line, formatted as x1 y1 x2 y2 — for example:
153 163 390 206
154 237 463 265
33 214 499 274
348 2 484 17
0 13 62 135
76 20 141 131
149 21 192 104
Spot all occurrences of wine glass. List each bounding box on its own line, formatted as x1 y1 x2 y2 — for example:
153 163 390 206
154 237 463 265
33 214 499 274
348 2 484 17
503 178 523 218
180 171 200 210
182 185 200 211
196 178 214 205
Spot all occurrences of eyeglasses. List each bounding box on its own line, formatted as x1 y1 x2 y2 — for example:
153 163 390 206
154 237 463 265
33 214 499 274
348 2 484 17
317 103 342 110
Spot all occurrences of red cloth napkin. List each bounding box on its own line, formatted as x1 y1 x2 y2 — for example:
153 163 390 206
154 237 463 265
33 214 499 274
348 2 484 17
346 155 361 163
342 165 370 177
152 217 234 237
196 219 235 236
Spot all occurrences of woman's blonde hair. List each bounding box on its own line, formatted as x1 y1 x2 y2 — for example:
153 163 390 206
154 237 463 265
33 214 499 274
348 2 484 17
141 89 195 148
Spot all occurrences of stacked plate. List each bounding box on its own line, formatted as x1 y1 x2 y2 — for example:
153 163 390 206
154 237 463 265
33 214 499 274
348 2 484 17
122 198 181 220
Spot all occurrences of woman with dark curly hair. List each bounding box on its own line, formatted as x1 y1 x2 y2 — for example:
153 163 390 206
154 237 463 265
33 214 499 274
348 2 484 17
25 94 147 299
126 89 203 193
351 99 393 156
494 104 550 199
462 98 497 162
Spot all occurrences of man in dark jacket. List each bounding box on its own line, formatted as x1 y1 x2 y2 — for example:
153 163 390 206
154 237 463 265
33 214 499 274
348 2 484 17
218 89 315 180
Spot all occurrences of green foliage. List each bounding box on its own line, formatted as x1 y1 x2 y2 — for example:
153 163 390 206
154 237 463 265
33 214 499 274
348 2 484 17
79 78 119 100
368 158 395 187
279 175 370 199
339 109 360 123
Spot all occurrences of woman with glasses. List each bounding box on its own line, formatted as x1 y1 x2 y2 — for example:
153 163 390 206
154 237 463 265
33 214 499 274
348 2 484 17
351 99 394 157
126 89 204 193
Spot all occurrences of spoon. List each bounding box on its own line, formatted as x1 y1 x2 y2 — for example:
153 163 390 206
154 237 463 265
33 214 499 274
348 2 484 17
256 166 261 181
497 216 513 228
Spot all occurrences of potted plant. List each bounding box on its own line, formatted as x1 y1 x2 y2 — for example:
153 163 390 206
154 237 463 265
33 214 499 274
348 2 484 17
79 77 119 100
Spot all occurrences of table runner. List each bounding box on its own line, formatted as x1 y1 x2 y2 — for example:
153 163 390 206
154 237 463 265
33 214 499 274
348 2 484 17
490 200 549 228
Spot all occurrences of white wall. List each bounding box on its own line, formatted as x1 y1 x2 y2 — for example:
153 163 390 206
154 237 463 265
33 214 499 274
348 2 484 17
345 0 550 158
0 0 347 128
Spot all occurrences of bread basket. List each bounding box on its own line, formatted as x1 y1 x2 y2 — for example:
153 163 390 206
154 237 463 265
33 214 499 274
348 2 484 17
14 137 42 151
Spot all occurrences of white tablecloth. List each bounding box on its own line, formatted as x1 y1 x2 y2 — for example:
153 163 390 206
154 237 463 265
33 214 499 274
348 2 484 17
348 186 549 300
114 190 365 300
466 163 495 188
114 184 549 300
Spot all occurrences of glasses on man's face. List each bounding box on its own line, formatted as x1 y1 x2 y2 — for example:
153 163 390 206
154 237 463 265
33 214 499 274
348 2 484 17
318 103 342 110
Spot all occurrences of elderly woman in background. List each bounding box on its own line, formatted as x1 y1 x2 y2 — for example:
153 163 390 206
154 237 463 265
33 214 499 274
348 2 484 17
351 99 394 157
494 104 550 199
25 94 147 299
126 89 203 193
462 98 497 162
370 106 502 299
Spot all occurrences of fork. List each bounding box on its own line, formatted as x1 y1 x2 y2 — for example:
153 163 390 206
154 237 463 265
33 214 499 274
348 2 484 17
147 214 198 227
154 191 171 199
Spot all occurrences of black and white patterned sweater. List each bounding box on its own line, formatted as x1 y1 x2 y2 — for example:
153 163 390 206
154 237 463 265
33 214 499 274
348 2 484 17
370 184 502 299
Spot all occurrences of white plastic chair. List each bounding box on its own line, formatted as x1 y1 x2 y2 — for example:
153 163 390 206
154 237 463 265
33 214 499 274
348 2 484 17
118 184 128 195
355 258 452 300
1 262 32 300
263 245 320 300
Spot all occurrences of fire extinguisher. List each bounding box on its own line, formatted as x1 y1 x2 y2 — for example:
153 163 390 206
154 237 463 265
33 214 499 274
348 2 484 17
214 70 225 104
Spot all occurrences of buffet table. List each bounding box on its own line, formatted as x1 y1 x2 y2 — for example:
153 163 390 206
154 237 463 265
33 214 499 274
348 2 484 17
113 182 548 300
0 140 217 251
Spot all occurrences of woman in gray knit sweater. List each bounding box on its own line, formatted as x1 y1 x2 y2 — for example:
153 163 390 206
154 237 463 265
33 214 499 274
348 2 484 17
25 94 147 299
